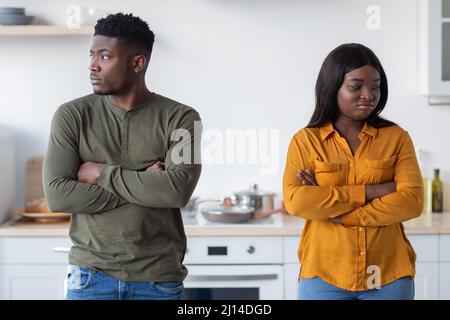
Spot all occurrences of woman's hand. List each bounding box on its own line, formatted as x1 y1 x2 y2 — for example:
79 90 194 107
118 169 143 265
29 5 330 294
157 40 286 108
365 181 396 202
297 169 318 186
297 167 346 224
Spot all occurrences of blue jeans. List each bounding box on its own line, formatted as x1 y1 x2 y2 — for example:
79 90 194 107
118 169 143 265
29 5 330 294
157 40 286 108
66 264 185 300
298 276 414 300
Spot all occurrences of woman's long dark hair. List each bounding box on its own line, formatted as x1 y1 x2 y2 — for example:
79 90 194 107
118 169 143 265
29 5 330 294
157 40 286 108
307 43 396 129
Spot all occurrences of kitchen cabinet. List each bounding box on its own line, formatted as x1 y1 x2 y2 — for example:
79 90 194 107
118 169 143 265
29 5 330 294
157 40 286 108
439 235 450 299
0 233 446 300
0 237 71 300
283 236 301 300
0 264 67 299
439 263 450 299
415 262 440 300
283 264 299 300
419 0 450 103
409 235 440 300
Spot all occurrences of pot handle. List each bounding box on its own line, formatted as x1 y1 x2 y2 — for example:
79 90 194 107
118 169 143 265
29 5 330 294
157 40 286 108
184 197 223 211
252 207 287 220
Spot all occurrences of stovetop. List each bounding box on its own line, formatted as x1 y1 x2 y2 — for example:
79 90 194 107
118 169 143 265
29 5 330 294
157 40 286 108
181 210 283 227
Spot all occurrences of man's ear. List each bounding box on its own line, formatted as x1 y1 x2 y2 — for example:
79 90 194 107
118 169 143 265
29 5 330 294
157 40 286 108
133 55 147 73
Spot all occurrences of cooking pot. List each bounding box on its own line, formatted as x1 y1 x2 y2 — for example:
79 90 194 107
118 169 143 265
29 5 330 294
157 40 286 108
233 184 276 214
185 184 283 223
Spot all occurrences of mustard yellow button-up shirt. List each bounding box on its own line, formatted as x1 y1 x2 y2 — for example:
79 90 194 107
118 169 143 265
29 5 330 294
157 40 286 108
283 121 423 291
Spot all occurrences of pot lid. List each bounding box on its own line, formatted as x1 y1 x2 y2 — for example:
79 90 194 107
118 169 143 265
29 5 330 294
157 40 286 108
233 183 276 197
201 205 254 216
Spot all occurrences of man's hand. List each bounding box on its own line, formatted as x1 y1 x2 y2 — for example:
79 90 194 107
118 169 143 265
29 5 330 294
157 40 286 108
77 161 105 185
297 169 318 186
145 160 165 172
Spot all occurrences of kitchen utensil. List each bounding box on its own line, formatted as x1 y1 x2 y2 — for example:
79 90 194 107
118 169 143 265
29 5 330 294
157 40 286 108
201 204 255 223
182 197 222 218
25 156 45 204
0 15 34 25
15 208 70 223
0 7 25 15
233 184 276 214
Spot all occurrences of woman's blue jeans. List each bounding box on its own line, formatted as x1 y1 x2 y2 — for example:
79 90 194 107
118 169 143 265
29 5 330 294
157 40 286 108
66 264 185 300
298 276 414 300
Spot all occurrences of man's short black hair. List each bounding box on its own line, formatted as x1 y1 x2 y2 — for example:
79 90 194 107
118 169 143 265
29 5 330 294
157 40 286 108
94 13 155 59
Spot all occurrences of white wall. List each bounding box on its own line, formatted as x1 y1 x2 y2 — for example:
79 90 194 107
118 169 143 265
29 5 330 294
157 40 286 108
0 0 449 211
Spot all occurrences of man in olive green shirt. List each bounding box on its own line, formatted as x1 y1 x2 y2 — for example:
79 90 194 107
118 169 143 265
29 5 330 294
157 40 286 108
43 13 201 300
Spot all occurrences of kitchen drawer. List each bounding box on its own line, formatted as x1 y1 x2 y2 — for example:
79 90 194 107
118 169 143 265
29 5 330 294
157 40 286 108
408 235 439 262
439 235 450 262
283 236 300 263
0 237 72 264
185 236 283 264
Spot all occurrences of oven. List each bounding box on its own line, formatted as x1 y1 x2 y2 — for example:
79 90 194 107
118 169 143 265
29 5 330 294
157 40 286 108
183 236 284 300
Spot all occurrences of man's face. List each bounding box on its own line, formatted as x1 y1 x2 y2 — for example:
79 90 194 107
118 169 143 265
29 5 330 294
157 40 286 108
89 35 134 95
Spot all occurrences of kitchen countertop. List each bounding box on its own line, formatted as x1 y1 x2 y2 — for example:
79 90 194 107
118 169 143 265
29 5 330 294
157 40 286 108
1 212 450 237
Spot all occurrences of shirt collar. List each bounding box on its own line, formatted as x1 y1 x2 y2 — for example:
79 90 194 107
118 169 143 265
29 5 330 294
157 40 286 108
319 122 336 142
102 94 155 118
319 121 378 141
360 121 378 138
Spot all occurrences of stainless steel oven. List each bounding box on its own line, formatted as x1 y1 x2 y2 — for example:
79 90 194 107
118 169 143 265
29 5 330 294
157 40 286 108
183 236 284 300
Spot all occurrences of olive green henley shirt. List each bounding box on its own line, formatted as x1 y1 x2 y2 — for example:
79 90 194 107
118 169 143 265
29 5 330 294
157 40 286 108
43 93 202 282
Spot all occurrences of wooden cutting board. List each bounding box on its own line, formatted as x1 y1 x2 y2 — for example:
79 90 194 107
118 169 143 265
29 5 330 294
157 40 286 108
25 155 45 204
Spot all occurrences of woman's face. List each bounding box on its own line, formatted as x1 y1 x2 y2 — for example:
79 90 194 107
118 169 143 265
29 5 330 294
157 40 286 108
336 64 381 122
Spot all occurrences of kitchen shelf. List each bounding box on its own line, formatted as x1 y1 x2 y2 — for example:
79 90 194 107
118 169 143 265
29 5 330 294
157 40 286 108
0 25 94 36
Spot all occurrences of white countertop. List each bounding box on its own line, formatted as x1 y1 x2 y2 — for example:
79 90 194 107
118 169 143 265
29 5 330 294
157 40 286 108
1 212 449 237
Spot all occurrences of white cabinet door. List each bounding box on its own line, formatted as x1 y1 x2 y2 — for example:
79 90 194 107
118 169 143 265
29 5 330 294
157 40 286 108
283 236 300 264
283 263 299 300
408 235 439 262
419 0 450 98
0 264 68 300
439 262 450 299
0 237 71 300
283 236 300 300
414 262 439 300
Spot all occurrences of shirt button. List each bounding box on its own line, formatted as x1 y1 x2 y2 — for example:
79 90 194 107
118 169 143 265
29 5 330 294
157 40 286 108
360 251 365 256
359 227 363 232
350 163 354 167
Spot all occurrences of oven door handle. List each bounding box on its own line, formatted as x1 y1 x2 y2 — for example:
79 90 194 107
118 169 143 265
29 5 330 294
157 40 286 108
186 274 278 281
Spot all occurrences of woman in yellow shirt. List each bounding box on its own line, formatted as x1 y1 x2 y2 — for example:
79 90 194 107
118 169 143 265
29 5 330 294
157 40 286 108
283 43 423 300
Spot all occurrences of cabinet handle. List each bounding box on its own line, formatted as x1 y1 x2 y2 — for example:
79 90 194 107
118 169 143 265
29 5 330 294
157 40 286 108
53 247 70 253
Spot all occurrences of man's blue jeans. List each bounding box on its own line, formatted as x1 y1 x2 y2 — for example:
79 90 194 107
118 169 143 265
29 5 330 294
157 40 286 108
298 276 414 300
66 264 185 300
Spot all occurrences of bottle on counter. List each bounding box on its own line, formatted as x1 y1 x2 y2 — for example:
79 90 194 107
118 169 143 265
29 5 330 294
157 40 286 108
418 149 432 213
432 168 443 213
423 177 432 213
